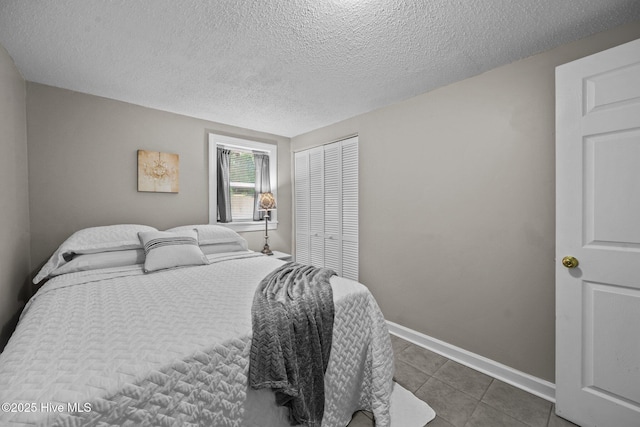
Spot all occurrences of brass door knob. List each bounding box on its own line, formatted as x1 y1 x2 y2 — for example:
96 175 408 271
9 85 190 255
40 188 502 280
562 256 579 269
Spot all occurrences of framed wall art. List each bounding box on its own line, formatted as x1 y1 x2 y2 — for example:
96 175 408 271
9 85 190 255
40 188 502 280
137 150 179 193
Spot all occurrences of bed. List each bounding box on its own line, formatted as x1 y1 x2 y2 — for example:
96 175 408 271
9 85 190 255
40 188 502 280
0 224 394 427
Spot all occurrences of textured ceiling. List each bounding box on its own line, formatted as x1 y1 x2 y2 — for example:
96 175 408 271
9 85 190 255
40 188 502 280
1 1 639 137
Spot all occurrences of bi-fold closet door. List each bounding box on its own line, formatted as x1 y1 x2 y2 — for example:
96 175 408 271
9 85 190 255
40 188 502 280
294 136 358 281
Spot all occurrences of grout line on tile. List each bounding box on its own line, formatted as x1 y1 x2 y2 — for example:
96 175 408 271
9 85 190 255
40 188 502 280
477 378 494 402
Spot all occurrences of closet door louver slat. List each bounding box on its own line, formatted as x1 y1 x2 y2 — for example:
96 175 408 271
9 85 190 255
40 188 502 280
342 240 359 281
324 238 341 275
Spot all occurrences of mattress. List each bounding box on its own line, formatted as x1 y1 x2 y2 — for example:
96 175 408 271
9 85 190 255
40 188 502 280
0 252 394 426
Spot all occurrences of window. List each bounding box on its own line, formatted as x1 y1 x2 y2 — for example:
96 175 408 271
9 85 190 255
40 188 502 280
208 133 278 232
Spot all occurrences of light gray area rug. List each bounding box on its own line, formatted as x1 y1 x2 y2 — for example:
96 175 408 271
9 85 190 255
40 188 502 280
390 382 436 426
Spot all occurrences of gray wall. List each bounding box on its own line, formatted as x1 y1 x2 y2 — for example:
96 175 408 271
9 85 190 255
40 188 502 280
0 44 30 348
26 84 291 270
291 21 640 382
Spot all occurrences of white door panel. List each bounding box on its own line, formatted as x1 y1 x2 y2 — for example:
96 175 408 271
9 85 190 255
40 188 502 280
586 131 640 246
556 38 640 427
583 61 640 114
294 151 310 265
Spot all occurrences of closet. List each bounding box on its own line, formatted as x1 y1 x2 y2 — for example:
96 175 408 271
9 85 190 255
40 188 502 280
294 136 358 280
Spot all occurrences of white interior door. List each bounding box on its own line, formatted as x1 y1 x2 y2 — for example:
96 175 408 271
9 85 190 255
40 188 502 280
341 137 359 281
294 151 310 265
556 38 640 427
323 142 342 274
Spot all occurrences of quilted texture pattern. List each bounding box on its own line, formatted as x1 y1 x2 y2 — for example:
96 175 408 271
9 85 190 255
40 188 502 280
0 253 393 427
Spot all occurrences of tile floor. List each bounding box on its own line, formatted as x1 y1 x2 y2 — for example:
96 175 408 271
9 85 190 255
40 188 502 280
347 335 579 427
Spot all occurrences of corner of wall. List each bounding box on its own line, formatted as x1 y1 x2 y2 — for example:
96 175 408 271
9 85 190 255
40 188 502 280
0 42 30 351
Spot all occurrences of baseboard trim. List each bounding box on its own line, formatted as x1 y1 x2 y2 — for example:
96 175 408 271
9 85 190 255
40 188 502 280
387 321 556 403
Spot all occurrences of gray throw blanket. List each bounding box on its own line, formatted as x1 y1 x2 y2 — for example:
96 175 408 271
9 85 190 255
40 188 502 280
249 262 336 427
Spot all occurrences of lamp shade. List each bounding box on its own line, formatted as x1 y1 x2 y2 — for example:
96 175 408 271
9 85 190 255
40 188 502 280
258 192 277 211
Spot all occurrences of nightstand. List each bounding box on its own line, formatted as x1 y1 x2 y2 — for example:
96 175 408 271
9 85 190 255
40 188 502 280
269 251 292 261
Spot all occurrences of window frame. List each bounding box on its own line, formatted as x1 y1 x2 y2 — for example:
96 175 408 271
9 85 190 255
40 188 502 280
208 133 278 232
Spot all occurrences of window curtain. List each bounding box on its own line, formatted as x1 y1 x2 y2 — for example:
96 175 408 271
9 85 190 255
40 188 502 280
217 147 232 223
253 152 271 221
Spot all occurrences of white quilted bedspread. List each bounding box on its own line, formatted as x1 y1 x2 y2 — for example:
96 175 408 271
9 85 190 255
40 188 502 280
0 253 394 427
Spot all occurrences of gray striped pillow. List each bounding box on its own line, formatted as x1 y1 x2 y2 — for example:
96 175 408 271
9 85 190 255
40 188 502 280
138 230 208 273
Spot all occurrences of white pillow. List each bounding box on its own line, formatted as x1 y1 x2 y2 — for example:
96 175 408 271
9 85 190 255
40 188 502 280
166 224 248 246
200 242 251 255
50 249 145 277
138 230 209 273
33 224 157 283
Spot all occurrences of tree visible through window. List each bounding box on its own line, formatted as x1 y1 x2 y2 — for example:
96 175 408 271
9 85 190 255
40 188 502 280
228 150 256 221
